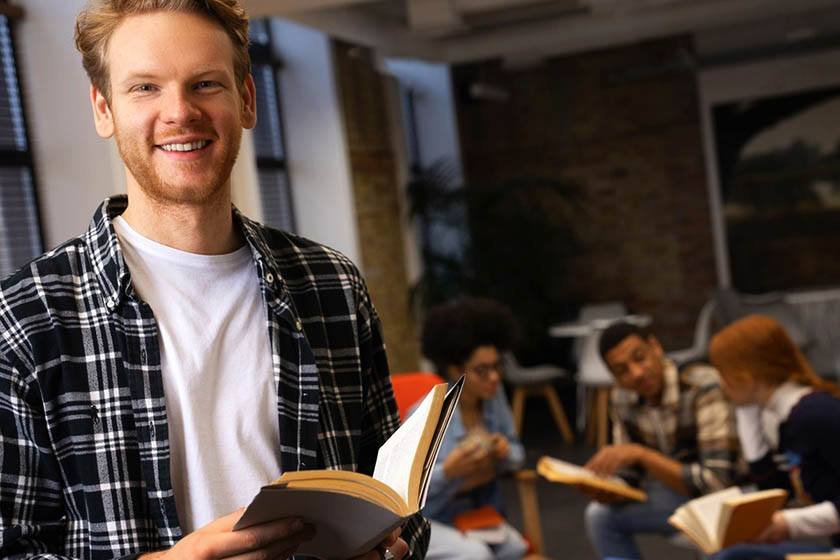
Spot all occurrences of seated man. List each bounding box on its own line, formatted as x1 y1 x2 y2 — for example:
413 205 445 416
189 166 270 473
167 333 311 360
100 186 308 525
582 321 741 560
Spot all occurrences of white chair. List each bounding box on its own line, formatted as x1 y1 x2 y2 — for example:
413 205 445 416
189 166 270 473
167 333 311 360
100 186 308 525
575 303 627 448
503 352 574 443
667 300 716 366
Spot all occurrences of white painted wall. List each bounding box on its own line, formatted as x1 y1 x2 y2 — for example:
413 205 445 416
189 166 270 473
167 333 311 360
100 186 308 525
269 19 360 264
17 0 117 248
384 58 462 175
698 48 840 287
16 0 263 248
382 58 463 289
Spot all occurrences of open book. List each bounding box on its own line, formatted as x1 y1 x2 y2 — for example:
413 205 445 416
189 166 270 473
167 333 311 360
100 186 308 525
668 487 788 554
536 456 647 502
233 377 463 560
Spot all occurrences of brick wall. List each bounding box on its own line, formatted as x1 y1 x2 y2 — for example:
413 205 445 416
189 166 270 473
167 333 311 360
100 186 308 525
332 40 421 372
453 36 716 348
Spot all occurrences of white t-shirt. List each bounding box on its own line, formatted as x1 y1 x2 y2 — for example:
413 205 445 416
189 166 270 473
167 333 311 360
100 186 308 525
113 216 280 533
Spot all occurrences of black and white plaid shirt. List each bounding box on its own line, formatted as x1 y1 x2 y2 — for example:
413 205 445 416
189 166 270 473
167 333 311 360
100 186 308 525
0 196 429 559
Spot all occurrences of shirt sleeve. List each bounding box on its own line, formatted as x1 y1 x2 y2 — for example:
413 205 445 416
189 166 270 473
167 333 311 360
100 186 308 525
492 389 524 472
609 405 644 488
680 382 740 496
0 353 87 559
781 501 840 539
354 282 430 559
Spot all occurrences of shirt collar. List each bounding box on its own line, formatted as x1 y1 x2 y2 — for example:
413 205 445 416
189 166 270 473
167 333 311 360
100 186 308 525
84 195 285 310
765 381 812 424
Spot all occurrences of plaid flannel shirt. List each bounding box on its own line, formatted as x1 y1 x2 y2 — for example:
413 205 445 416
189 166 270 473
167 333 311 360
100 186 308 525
611 360 740 496
0 195 429 559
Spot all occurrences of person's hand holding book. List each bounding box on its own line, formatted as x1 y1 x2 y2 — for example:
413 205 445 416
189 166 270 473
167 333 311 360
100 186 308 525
349 527 408 560
752 511 790 543
584 443 645 478
443 438 491 480
139 509 316 560
490 433 510 461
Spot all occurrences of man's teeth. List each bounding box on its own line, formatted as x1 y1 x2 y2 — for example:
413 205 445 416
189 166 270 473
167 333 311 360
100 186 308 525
160 141 209 152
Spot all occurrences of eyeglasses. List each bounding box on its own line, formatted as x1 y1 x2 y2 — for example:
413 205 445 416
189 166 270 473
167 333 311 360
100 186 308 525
465 361 504 380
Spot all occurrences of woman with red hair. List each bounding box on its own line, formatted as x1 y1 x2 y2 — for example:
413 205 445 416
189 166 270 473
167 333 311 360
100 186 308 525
708 314 839 559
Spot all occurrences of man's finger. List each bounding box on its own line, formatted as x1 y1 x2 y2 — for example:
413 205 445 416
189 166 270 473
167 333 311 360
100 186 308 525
207 519 313 558
225 524 316 560
389 537 409 560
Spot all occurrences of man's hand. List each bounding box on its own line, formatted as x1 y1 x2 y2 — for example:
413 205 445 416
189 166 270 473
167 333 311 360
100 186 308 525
139 509 315 560
442 441 491 480
490 433 510 461
350 528 408 560
584 444 645 478
753 511 790 544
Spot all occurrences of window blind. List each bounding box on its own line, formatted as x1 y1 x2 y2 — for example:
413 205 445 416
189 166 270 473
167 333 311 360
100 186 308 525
0 14 41 279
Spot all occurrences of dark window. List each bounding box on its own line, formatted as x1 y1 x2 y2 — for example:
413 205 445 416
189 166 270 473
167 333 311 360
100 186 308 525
249 19 295 232
0 13 42 279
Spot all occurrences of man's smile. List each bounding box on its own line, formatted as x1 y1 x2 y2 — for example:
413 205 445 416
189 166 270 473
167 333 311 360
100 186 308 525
157 139 212 152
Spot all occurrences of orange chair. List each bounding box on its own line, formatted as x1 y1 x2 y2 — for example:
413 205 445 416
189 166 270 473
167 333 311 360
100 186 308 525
391 371 445 421
390 372 548 558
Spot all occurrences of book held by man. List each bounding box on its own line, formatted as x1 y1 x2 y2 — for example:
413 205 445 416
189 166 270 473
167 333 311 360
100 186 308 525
234 377 464 560
536 456 647 502
667 486 788 554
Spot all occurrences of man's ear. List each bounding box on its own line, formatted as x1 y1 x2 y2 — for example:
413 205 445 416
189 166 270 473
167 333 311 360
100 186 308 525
240 74 257 130
91 85 114 138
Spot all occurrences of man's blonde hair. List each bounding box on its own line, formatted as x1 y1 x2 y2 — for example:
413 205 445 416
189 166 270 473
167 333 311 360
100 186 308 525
75 0 250 102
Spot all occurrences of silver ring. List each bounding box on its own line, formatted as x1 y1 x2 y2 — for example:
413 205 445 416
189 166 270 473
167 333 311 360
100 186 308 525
381 548 395 560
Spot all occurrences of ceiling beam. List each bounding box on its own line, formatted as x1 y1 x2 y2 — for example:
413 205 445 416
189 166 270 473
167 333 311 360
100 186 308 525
242 0 381 17
432 0 840 63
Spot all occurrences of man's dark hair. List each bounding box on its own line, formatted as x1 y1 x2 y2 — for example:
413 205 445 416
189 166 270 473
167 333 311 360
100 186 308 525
421 297 519 373
598 321 651 361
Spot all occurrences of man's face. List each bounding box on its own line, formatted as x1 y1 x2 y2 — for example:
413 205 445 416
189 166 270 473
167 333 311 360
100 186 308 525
604 334 666 402
91 11 256 206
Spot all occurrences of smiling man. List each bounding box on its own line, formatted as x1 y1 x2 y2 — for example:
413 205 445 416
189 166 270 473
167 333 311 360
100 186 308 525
0 2 428 559
580 321 740 560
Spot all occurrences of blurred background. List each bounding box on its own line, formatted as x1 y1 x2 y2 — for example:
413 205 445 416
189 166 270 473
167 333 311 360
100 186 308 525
4 0 840 557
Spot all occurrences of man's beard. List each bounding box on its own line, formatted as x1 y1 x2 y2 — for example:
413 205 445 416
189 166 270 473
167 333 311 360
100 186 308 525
114 126 241 206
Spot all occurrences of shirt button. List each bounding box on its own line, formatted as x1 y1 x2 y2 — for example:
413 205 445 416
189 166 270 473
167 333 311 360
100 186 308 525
105 297 115 311
265 272 275 284
294 319 303 331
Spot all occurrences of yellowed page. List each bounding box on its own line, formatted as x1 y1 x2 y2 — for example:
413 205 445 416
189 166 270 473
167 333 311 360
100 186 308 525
537 456 647 502
685 486 742 548
372 384 442 506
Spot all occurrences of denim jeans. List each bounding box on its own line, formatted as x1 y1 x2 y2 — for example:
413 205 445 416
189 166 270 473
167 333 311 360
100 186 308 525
585 479 687 560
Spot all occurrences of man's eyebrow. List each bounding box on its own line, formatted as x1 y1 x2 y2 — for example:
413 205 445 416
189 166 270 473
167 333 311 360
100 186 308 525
118 72 159 86
118 68 230 86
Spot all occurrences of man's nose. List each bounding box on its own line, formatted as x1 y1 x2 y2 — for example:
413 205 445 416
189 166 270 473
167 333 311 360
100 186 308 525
161 88 202 124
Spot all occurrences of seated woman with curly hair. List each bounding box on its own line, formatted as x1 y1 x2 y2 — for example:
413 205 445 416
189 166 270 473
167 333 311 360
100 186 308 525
419 297 528 560
709 314 840 559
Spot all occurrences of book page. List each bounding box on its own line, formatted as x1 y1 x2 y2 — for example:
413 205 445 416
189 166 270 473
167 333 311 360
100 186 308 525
372 386 438 504
416 378 463 509
686 486 742 546
541 457 633 488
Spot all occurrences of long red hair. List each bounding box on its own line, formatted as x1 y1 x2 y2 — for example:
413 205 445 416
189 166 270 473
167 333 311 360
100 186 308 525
709 314 840 397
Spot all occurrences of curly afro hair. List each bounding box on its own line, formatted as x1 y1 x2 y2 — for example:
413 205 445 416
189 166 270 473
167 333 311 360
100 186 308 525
421 297 520 373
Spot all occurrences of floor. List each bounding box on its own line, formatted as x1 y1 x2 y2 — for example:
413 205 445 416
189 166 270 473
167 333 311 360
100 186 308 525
498 395 698 560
